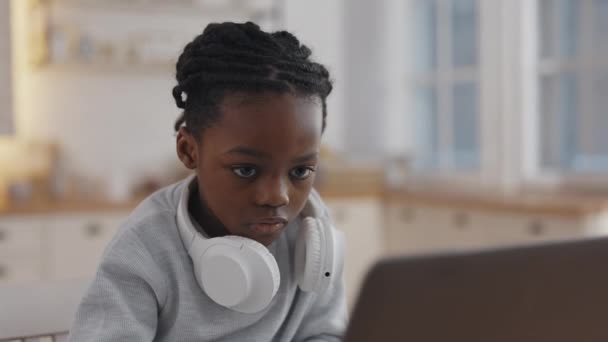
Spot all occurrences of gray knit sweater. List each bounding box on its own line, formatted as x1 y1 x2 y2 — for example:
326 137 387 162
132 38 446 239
68 178 347 341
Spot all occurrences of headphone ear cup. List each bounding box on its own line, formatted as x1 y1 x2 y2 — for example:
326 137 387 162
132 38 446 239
177 176 279 313
295 217 324 292
190 235 281 313
192 240 251 308
221 236 281 313
225 236 281 297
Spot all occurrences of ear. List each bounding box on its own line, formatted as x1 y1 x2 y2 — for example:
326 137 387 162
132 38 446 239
176 127 199 170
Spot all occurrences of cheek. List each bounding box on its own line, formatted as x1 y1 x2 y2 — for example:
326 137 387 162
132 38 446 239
287 181 315 214
197 166 245 218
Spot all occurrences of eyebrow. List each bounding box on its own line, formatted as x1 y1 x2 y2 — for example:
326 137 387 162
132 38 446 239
292 152 319 164
224 147 318 163
225 147 270 159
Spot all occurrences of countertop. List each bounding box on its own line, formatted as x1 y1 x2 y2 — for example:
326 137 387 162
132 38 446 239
2 185 608 219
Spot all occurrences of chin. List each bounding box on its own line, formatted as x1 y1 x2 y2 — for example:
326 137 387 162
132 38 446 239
254 231 284 247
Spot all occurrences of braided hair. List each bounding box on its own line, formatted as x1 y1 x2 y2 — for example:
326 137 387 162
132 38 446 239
172 22 333 139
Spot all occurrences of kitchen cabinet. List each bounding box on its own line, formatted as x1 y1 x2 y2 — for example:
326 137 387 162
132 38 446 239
324 196 386 307
384 201 608 256
48 213 126 279
0 196 385 309
0 211 129 283
2 188 608 312
0 217 43 283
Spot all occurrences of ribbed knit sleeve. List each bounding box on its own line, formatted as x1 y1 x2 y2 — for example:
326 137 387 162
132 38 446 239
68 227 168 342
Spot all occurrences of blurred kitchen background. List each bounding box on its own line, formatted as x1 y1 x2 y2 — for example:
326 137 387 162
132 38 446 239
1 0 608 308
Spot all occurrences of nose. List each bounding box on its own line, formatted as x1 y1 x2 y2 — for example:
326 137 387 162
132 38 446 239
254 175 290 208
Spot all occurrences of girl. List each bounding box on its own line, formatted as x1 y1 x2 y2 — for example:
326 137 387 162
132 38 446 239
68 22 347 341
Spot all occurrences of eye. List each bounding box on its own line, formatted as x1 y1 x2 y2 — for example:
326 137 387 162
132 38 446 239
290 166 315 180
232 166 258 179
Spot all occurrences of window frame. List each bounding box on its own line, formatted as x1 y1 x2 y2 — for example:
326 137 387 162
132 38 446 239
397 0 608 191
526 0 608 188
396 0 501 188
411 0 480 173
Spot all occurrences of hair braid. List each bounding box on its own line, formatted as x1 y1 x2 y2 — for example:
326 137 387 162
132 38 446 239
172 22 333 138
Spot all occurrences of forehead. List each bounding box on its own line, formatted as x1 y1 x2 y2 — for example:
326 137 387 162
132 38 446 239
202 92 323 155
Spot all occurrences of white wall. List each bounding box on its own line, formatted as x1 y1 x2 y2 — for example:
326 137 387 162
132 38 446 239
284 0 345 154
11 0 347 191
11 2 204 187
342 0 388 162
286 0 414 162
383 0 411 158
1 0 13 135
340 0 410 162
18 70 178 181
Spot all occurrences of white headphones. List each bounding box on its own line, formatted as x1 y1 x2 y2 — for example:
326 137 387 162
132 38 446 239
176 177 339 314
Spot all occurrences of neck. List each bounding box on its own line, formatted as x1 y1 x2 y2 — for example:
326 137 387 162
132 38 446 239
188 182 231 238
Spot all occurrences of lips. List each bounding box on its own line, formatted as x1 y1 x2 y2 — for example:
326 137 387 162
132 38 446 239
250 217 288 234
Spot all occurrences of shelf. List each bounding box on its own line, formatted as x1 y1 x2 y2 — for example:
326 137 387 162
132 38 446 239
27 0 280 73
47 0 276 19
33 62 175 75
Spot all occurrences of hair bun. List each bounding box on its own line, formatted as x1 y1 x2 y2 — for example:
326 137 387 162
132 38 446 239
271 31 311 60
172 85 186 109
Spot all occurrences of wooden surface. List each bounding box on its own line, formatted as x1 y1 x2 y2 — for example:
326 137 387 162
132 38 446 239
2 184 608 218
384 189 608 218
0 197 142 216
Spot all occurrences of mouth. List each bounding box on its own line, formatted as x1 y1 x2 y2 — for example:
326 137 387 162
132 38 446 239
249 217 288 235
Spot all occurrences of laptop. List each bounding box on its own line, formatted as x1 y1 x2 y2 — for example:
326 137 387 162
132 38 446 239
344 237 608 342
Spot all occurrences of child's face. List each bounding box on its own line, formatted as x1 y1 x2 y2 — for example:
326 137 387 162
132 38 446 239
180 92 323 246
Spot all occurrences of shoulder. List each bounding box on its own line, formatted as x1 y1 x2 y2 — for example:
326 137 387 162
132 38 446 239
96 178 191 300
111 177 189 253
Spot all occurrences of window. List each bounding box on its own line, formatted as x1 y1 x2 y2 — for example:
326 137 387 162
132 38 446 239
401 0 608 188
410 0 480 172
539 0 608 174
